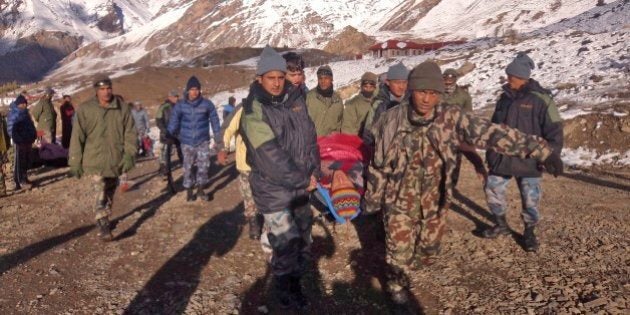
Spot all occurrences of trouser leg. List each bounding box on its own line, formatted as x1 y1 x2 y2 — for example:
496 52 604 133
516 177 542 225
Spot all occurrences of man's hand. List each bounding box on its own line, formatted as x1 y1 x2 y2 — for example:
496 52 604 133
217 150 228 166
120 153 135 173
68 166 83 179
543 152 563 177
306 175 317 192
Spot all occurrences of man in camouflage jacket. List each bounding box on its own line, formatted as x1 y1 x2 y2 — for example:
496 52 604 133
363 61 563 309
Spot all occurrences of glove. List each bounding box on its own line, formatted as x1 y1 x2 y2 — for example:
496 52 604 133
68 165 83 179
543 152 563 177
120 153 135 173
217 150 228 165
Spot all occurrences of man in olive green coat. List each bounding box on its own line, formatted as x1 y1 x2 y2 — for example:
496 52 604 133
306 65 344 136
31 87 58 143
68 76 137 241
441 68 472 112
341 71 378 135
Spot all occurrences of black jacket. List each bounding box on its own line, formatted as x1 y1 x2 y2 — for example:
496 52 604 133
240 81 320 214
487 79 563 177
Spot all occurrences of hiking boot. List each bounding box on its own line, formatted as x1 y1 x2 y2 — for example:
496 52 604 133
186 187 196 202
482 215 511 238
248 214 263 240
289 275 308 309
523 224 539 252
197 186 211 201
96 218 113 241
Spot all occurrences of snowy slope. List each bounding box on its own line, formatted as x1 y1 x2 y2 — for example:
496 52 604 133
0 0 179 53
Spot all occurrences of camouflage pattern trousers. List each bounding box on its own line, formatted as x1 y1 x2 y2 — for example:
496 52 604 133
384 204 448 293
181 142 210 189
261 200 313 277
87 175 119 221
485 175 541 225
238 171 257 219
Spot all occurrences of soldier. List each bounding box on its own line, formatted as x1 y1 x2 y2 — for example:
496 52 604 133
441 68 472 112
0 110 10 196
341 71 378 135
59 95 74 149
31 87 58 144
362 62 410 145
156 90 183 178
363 61 563 310
305 65 343 136
240 46 319 309
68 76 137 241
482 52 564 252
440 68 485 188
167 76 222 202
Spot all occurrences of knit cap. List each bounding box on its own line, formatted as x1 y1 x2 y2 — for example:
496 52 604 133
256 46 287 75
506 52 535 79
408 61 445 93
317 65 333 77
186 76 201 91
361 72 378 84
386 62 410 80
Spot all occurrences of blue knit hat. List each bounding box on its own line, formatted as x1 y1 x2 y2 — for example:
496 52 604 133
14 95 27 105
506 52 535 79
186 76 201 91
387 62 410 80
256 46 287 75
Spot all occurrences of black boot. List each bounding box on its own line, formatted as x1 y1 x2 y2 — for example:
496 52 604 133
197 186 211 201
248 214 263 240
482 215 511 238
523 224 539 252
96 218 113 241
186 187 196 202
274 275 293 309
289 275 308 309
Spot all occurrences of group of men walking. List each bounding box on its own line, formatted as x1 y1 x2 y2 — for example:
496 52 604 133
0 46 564 312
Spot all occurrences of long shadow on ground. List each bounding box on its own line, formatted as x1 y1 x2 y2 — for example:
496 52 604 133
123 204 245 314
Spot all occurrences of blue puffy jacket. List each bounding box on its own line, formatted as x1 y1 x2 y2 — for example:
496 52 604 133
167 96 222 147
7 101 36 144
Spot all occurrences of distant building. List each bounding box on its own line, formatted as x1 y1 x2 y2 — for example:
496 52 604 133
368 39 466 58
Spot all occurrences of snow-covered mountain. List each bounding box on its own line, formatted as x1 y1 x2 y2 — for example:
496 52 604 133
0 0 628 85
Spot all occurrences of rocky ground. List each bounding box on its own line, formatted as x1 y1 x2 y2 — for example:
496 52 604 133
0 153 628 314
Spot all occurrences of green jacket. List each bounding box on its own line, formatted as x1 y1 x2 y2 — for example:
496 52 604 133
0 114 10 155
30 97 58 133
341 93 374 135
442 85 472 112
305 89 343 136
69 96 137 178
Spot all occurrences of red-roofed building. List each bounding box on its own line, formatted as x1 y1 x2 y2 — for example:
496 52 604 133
368 39 466 58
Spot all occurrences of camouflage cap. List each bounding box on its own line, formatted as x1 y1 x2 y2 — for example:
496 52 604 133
443 68 459 79
361 72 378 84
317 65 333 77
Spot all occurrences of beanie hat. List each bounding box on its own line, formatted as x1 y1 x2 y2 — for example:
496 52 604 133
93 75 112 88
387 62 410 81
361 72 378 84
14 95 27 105
317 65 333 77
506 52 535 79
45 86 55 95
408 61 445 93
168 89 179 97
256 46 287 75
186 76 201 91
443 68 459 79
330 171 360 220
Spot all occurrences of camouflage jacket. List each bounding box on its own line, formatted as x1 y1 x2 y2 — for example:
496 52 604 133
305 89 343 136
442 85 472 112
364 101 552 214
